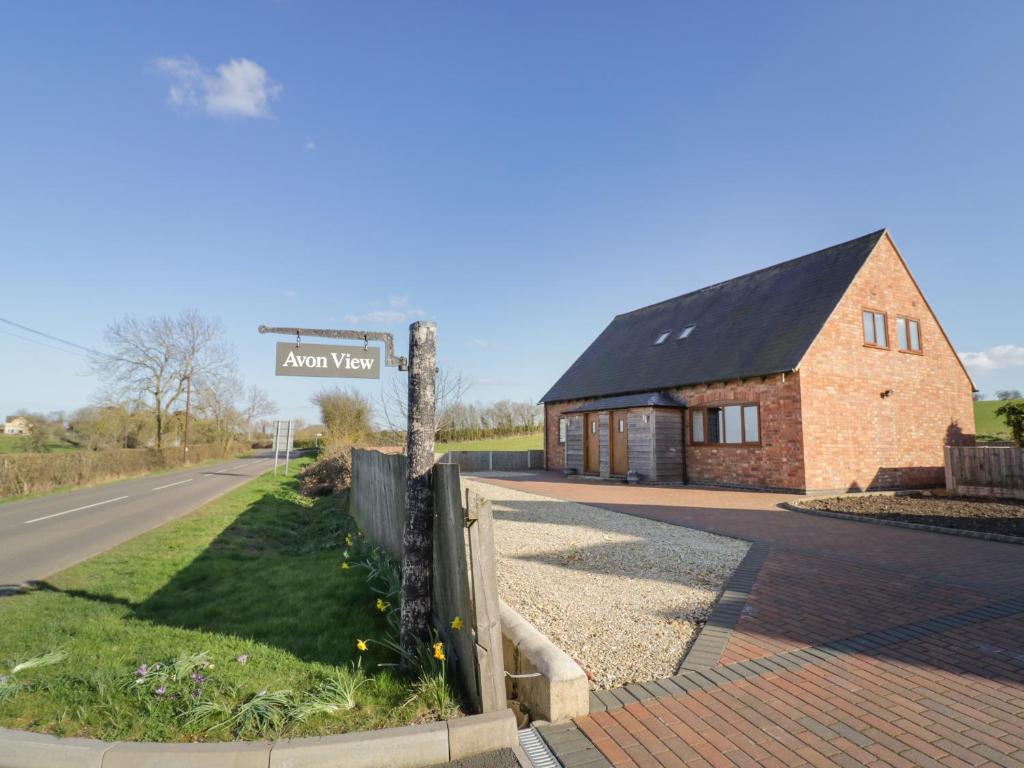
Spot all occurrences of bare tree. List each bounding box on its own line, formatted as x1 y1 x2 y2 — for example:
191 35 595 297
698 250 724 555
243 385 277 441
381 367 471 437
91 310 235 448
996 389 1023 401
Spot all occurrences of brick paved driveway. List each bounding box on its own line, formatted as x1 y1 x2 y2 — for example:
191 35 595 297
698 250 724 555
474 473 1024 768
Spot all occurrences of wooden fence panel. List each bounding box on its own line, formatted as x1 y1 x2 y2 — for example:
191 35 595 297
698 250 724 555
432 464 478 711
466 489 507 713
946 445 1024 500
350 449 504 713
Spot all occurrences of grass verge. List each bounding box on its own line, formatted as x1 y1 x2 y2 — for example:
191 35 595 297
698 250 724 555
436 433 542 453
0 458 454 741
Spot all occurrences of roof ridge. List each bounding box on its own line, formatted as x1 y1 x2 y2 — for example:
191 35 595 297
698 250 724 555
615 228 886 318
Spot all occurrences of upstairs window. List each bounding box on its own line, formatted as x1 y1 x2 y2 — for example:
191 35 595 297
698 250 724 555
897 317 922 353
863 309 888 348
678 324 697 339
654 331 671 345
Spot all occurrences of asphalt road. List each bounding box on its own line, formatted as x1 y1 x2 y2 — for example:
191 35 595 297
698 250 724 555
0 452 285 590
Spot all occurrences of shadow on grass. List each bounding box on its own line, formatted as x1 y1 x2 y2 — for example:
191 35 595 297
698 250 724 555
30 487 387 668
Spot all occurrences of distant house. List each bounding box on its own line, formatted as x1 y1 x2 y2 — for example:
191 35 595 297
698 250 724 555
541 230 976 493
3 416 31 435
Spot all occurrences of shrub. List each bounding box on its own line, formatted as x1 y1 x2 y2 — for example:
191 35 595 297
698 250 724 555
995 400 1024 446
298 444 352 496
0 442 245 497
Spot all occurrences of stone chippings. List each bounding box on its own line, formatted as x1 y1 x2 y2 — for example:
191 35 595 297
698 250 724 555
462 479 749 689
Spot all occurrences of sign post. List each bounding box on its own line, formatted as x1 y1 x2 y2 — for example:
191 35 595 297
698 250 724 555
272 420 294 475
258 322 438 660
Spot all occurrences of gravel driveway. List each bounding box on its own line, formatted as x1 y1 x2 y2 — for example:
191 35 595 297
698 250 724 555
462 477 748 689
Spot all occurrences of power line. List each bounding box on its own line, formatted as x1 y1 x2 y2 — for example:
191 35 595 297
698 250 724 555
0 327 90 358
0 317 104 357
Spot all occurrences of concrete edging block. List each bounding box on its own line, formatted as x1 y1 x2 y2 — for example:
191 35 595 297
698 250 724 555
0 727 115 768
268 721 448 768
102 740 271 768
500 599 589 722
447 710 517 761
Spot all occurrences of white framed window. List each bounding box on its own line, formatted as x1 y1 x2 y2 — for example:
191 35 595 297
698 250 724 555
559 418 567 444
654 331 671 345
691 403 760 445
678 324 696 339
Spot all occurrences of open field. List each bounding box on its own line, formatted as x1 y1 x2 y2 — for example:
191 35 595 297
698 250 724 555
0 434 79 453
975 399 1015 441
0 458 449 741
436 433 542 453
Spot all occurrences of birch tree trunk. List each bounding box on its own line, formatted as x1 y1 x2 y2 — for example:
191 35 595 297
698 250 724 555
400 321 437 657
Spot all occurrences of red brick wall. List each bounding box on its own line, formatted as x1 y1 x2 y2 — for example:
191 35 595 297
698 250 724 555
544 399 591 470
798 233 976 491
670 374 807 491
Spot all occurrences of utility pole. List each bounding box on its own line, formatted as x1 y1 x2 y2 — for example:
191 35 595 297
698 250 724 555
182 372 192 462
400 321 437 656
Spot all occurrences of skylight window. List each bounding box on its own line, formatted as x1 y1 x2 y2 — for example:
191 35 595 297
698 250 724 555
678 324 697 339
654 331 671 345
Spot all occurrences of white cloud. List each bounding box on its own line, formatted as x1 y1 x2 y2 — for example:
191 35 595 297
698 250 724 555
284 289 298 299
468 338 491 349
388 295 410 308
959 345 1024 372
304 138 317 151
154 56 281 118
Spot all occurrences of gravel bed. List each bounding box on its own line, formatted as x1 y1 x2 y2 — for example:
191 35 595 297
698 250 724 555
796 493 1024 537
462 478 749 689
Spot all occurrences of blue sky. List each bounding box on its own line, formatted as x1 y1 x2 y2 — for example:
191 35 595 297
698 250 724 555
2 1 1023 424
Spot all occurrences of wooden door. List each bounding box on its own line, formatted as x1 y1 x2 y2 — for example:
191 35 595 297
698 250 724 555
611 410 629 475
584 413 600 473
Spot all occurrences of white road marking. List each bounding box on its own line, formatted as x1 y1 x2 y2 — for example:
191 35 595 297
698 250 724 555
24 496 130 525
152 478 194 491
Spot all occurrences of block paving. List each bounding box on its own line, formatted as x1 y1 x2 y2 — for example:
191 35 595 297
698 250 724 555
476 473 1024 768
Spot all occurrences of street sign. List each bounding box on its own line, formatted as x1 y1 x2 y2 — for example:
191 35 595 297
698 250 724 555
274 342 380 379
272 420 294 475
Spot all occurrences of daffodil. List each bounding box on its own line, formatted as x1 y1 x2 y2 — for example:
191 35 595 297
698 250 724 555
356 639 368 652
341 562 350 570
450 616 463 631
433 642 445 661
376 598 389 612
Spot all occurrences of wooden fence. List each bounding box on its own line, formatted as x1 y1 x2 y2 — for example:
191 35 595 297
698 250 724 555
350 448 505 714
945 445 1024 500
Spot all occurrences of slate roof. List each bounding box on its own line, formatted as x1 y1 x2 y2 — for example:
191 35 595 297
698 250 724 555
563 392 686 413
541 230 886 404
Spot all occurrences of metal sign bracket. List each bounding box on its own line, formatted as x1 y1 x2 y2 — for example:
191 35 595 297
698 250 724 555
258 325 408 371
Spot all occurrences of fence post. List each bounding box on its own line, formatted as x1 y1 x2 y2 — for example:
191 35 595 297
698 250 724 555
466 489 506 713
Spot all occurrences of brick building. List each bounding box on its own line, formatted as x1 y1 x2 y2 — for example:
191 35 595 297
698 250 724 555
541 230 976 493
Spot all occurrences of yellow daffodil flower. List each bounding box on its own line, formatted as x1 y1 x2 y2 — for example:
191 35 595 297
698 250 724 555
376 598 389 612
450 616 463 630
433 642 445 661
341 562 350 570
356 639 368 652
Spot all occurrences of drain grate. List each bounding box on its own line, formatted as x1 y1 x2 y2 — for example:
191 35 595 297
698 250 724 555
518 726 561 768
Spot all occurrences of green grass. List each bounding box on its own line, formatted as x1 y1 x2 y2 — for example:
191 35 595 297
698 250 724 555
436 433 543 453
0 434 80 453
0 459 450 741
975 399 1015 442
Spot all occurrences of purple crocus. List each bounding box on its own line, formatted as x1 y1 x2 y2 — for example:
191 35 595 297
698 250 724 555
190 672 206 683
236 654 250 664
135 664 149 678
154 686 167 696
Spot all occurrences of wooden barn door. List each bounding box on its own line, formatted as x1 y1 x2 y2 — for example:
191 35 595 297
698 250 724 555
584 413 600 473
611 410 629 475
